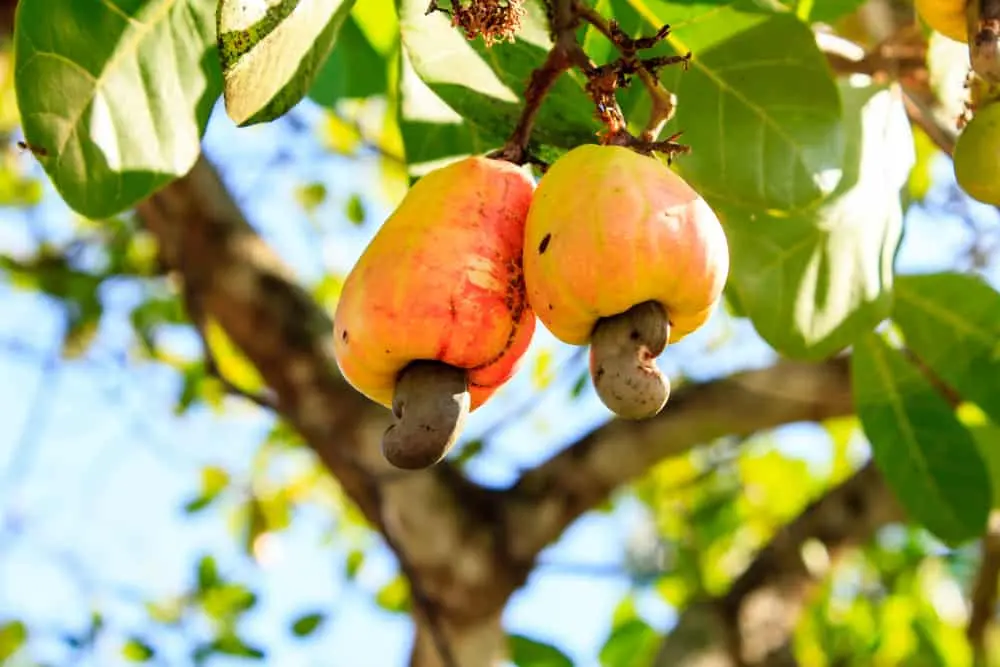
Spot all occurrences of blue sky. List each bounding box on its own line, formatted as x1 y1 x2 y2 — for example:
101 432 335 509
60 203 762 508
0 90 996 667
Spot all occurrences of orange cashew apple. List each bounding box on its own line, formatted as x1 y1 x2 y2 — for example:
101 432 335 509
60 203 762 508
522 144 729 420
333 156 537 469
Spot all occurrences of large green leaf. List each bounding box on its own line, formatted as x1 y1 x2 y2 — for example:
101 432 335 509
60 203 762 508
893 272 1000 423
721 81 910 359
397 0 602 163
967 421 1000 509
852 332 991 546
619 0 844 210
217 0 357 125
13 0 222 219
308 16 388 106
397 46 502 172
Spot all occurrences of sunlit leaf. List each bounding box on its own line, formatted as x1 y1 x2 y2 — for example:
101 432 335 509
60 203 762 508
531 348 556 390
375 574 411 613
290 611 326 637
0 621 27 661
13 0 222 218
196 555 221 593
618 0 844 210
599 618 659 667
217 0 358 125
721 80 910 358
893 272 1000 426
204 317 266 397
852 332 991 545
295 182 328 212
398 0 599 168
345 193 366 225
345 549 365 579
122 637 155 662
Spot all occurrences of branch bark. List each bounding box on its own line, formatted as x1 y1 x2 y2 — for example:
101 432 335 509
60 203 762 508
501 357 854 562
653 461 904 667
135 155 525 667
967 512 1000 663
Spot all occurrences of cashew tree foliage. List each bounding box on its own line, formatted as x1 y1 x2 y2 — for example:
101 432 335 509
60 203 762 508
4 0 1000 665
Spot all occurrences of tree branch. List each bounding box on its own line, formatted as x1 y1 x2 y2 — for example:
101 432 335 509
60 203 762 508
653 461 904 667
967 511 1000 662
134 155 522 667
501 357 854 563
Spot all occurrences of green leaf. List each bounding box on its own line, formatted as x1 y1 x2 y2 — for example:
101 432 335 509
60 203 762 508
290 611 326 637
217 0 358 125
0 620 27 661
212 633 266 660
345 193 366 225
122 637 156 662
375 574 411 613
397 0 601 166
508 634 574 667
308 16 389 106
397 42 502 170
967 421 1000 508
13 0 222 219
185 465 232 513
295 182 328 212
620 0 844 210
851 332 991 546
892 272 1000 426
196 554 220 592
600 618 659 667
202 583 258 620
344 548 365 579
569 370 589 400
722 80 910 359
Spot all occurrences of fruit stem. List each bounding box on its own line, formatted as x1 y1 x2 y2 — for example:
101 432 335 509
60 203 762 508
381 361 471 470
589 301 671 420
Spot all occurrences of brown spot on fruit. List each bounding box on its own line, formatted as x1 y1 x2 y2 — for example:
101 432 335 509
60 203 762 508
539 233 551 254
382 361 470 470
589 300 670 419
341 330 349 343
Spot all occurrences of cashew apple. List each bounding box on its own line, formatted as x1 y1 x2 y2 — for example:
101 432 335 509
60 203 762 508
522 144 729 420
333 156 537 469
916 0 969 43
954 99 1000 204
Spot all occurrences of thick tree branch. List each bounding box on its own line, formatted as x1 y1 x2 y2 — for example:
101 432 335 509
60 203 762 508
501 357 854 562
653 461 904 667
134 156 524 667
967 512 1000 661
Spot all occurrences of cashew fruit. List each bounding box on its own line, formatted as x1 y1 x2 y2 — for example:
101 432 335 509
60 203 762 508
916 0 969 43
333 156 537 469
522 144 729 420
954 99 1000 204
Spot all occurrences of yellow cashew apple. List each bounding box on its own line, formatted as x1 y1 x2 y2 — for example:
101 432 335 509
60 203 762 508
523 144 729 420
916 0 968 42
333 156 537 469
954 99 1000 204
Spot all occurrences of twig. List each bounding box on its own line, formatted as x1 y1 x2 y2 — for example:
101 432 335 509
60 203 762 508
967 511 1000 663
573 4 691 141
489 0 584 164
